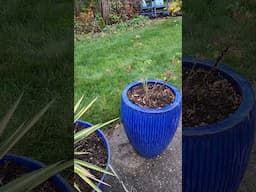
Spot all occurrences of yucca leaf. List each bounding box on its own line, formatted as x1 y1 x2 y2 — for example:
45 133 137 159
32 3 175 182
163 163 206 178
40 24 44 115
75 164 110 186
74 123 100 143
74 97 97 121
0 160 73 192
75 159 114 176
74 118 118 143
74 183 82 192
75 165 102 192
74 95 84 114
0 100 54 159
0 93 23 137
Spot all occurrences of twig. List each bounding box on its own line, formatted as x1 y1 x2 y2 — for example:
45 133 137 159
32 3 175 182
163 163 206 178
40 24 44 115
202 46 231 82
213 46 230 67
109 164 132 192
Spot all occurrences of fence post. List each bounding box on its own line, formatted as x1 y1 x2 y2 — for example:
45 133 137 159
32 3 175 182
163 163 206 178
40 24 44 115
101 0 110 24
74 0 80 17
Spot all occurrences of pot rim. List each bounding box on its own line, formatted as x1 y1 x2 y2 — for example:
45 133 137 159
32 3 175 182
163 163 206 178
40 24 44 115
183 57 255 136
1 153 73 192
122 79 181 114
74 120 111 191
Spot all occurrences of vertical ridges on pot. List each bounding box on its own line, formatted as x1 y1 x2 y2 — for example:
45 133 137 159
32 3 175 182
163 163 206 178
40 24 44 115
182 105 256 192
121 97 181 158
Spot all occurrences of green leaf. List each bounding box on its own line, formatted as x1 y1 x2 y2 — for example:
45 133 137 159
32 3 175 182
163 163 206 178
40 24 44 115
0 93 23 137
75 164 102 192
74 97 97 121
75 159 114 176
0 160 73 192
74 95 84 114
0 100 54 159
75 163 110 187
74 118 118 143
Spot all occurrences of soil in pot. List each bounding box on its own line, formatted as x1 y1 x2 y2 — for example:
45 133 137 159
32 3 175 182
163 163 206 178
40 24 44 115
70 124 107 192
182 66 242 127
0 160 59 192
127 82 175 109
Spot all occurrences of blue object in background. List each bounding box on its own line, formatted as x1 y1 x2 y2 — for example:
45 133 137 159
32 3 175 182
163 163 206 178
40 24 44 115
121 80 181 158
1 154 73 192
75 120 111 192
141 0 170 17
182 57 256 192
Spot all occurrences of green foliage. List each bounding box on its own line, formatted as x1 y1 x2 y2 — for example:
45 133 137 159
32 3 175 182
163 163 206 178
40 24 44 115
0 95 72 191
75 18 182 123
0 94 53 159
0 161 73 192
74 97 118 192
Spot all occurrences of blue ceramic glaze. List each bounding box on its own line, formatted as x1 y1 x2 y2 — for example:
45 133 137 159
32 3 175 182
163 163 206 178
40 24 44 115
75 120 111 192
121 80 181 158
182 57 256 192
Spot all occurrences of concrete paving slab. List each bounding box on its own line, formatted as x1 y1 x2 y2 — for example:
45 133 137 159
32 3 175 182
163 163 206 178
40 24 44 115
103 123 182 192
239 138 256 192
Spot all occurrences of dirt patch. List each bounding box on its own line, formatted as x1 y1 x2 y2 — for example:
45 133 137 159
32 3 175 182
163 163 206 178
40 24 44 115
128 82 175 109
182 66 242 127
0 160 59 191
71 124 107 192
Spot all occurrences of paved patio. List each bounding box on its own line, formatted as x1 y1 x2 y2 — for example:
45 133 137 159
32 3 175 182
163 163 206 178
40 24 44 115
103 122 182 192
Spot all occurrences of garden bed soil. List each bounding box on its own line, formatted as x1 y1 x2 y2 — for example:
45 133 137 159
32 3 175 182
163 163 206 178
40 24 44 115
182 66 242 127
127 83 175 109
0 160 59 192
72 124 107 192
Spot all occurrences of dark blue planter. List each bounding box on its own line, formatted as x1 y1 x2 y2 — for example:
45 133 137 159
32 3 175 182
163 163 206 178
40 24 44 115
0 154 73 191
182 57 256 192
75 120 111 192
121 80 181 158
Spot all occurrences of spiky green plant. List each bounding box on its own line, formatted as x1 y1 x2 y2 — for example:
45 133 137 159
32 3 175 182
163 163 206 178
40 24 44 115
0 94 73 192
74 96 118 192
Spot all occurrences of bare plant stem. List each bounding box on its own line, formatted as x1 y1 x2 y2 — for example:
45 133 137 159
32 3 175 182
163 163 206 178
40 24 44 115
142 78 149 103
202 46 230 82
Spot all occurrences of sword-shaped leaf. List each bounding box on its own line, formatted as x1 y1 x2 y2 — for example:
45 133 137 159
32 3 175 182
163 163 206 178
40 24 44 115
0 93 23 137
0 100 54 159
0 160 73 192
74 97 97 121
74 118 118 143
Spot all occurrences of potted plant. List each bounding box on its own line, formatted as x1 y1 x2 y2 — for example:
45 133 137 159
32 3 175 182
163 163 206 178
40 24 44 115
0 94 73 192
73 97 118 192
121 79 181 158
182 57 256 192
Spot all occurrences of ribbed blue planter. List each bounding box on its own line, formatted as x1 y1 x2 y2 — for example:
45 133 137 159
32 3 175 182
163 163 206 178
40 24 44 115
182 57 256 192
75 120 111 192
0 154 73 191
121 80 181 158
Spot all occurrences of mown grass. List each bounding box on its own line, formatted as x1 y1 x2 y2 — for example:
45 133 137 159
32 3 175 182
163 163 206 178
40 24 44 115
75 17 182 124
183 0 256 83
0 1 73 164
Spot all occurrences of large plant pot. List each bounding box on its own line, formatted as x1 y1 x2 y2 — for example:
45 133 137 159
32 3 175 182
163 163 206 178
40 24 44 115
183 57 256 192
0 154 73 192
121 80 181 158
75 120 111 192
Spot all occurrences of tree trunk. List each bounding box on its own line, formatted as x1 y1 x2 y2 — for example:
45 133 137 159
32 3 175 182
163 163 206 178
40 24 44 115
74 0 80 17
101 0 110 24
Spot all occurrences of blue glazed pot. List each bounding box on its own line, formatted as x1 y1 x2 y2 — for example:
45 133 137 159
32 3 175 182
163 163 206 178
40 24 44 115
0 154 73 191
121 80 181 158
182 57 256 192
75 120 111 192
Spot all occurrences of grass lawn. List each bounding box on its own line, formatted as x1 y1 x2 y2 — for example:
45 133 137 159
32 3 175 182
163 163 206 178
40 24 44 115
75 17 182 124
183 0 256 83
0 1 73 164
